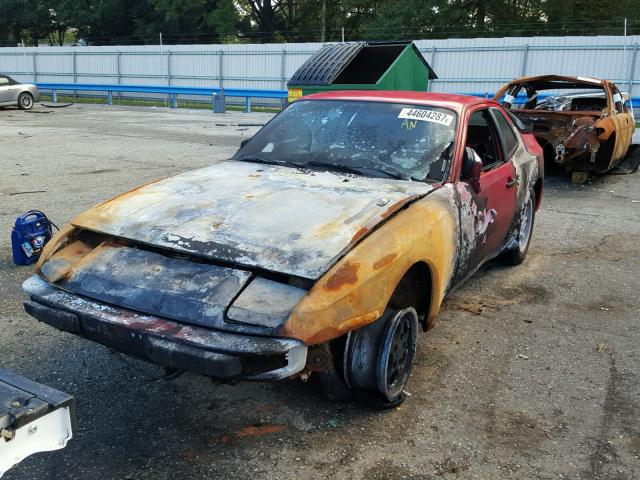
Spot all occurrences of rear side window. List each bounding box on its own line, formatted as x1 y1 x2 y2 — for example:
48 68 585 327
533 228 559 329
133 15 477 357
0 77 9 85
490 108 519 158
612 87 625 113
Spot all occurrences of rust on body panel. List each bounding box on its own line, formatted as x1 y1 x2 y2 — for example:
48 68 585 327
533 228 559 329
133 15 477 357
65 161 433 280
373 253 397 270
22 91 547 387
38 238 93 283
323 261 360 291
280 189 458 345
494 75 635 176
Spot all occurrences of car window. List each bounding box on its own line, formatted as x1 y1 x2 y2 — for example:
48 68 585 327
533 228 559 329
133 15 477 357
465 109 503 172
234 100 457 182
612 86 624 113
490 108 519 158
0 77 9 85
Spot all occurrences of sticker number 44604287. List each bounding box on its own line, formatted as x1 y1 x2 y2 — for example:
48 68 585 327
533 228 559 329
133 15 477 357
398 108 454 127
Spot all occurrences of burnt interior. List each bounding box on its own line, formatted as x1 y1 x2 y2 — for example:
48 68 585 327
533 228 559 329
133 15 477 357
502 81 612 169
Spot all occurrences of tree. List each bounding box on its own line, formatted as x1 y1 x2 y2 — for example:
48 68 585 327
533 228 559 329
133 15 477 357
237 0 282 43
0 0 638 47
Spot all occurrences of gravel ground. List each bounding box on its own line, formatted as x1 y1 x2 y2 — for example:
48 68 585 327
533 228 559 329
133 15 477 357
1 104 638 480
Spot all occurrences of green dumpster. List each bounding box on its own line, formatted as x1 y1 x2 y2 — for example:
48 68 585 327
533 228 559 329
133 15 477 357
287 41 437 102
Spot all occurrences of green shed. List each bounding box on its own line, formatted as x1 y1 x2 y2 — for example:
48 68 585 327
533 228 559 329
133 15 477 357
287 41 437 102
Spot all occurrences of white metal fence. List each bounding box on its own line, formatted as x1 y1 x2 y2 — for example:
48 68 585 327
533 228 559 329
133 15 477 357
0 35 638 101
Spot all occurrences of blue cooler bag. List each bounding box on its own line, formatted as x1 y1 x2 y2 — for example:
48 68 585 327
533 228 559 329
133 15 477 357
11 210 56 266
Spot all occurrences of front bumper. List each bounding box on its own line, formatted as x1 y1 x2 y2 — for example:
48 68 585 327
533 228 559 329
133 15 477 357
22 276 307 381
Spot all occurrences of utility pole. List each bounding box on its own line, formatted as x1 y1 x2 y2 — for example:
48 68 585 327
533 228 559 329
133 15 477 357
623 18 627 85
321 0 327 43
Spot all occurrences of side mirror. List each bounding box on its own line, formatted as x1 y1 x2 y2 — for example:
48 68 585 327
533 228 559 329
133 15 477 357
461 147 482 193
240 137 251 148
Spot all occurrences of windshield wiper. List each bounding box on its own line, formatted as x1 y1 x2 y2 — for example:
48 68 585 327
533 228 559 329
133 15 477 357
305 160 411 180
236 156 412 181
235 155 300 168
368 160 414 181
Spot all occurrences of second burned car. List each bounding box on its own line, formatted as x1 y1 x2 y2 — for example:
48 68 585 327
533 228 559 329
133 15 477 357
494 75 634 183
23 91 543 407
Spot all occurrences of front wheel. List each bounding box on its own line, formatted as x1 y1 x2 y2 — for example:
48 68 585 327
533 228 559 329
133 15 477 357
18 92 34 110
343 307 419 409
501 190 535 265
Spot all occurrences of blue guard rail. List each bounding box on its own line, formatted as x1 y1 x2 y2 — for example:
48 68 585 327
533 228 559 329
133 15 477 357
34 83 640 112
36 82 288 112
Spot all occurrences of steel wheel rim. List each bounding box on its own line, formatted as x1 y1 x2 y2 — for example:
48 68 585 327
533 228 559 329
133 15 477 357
518 197 533 252
377 308 418 400
20 95 32 108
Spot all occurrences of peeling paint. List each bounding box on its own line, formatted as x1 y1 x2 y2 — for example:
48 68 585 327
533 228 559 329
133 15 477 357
68 161 433 280
26 95 545 381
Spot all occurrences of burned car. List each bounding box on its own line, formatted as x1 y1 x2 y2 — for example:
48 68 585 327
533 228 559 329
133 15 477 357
23 91 543 407
494 75 635 183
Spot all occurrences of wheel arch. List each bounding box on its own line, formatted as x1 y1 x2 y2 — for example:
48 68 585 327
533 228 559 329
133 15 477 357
387 261 434 331
17 90 34 109
280 192 458 345
532 176 543 211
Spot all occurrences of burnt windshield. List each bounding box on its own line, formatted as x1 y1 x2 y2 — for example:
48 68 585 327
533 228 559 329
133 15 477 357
233 99 457 182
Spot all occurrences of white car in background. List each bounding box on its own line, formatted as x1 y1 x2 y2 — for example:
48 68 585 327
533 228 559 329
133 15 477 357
0 74 39 110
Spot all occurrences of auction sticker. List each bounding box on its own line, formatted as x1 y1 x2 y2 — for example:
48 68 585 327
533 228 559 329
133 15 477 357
398 108 453 126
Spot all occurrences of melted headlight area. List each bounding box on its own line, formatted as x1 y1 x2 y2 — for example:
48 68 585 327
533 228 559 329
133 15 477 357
227 277 307 329
36 228 309 337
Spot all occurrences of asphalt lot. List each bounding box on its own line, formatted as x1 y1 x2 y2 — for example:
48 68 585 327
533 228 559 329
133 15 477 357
1 104 639 480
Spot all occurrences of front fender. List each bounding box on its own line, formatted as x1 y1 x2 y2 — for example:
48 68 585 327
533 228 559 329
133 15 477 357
279 188 458 345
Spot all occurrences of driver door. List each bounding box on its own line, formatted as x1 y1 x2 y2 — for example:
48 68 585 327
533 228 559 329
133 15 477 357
609 85 634 161
456 107 519 280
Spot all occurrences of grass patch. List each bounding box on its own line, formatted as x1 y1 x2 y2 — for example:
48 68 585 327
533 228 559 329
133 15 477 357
39 93 282 113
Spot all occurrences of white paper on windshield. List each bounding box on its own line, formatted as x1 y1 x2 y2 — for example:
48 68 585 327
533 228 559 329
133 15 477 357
398 108 454 127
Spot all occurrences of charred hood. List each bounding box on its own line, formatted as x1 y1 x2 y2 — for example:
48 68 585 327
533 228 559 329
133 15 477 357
70 161 434 280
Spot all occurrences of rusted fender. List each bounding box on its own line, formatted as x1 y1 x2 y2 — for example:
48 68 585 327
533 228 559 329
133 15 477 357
594 116 616 140
279 190 457 345
35 223 76 275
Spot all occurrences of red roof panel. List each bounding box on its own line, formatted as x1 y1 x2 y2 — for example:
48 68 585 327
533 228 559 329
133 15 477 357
303 90 493 112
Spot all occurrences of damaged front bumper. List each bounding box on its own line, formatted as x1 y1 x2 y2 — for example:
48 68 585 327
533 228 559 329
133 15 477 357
22 276 307 381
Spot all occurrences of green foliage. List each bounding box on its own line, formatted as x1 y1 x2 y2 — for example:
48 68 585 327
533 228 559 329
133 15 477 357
0 0 639 46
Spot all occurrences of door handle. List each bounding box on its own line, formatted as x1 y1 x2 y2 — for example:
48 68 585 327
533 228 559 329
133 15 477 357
506 176 519 188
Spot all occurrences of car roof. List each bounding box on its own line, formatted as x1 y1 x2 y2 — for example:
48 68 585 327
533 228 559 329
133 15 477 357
500 74 611 90
302 90 493 113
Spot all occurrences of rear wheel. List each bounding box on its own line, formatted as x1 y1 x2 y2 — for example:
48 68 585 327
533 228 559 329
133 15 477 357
501 190 535 266
18 92 34 110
